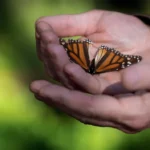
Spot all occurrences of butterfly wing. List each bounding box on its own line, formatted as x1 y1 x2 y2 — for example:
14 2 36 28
92 46 142 74
59 38 92 72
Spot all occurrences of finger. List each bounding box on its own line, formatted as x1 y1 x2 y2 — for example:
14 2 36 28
122 62 150 91
36 10 104 37
35 22 58 64
35 34 56 78
64 63 108 94
36 21 59 44
30 80 122 121
35 22 59 67
64 63 129 95
45 43 74 88
30 80 150 133
30 80 50 93
35 22 75 88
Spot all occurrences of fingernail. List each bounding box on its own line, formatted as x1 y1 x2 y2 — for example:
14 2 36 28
36 21 51 34
30 81 41 94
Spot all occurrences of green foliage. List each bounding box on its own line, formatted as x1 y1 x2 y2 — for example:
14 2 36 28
0 0 149 150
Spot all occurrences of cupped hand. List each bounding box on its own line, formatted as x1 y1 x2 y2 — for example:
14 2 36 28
30 80 150 133
35 10 150 95
31 10 150 133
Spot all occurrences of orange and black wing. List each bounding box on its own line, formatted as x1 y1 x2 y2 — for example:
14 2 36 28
59 38 92 72
92 45 142 74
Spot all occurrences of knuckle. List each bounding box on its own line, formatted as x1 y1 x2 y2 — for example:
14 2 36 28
133 118 148 130
91 77 102 94
76 97 96 125
46 45 61 59
84 96 96 118
57 93 66 106
38 85 49 98
47 47 57 59
124 115 149 132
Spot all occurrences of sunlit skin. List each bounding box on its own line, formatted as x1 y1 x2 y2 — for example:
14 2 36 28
30 10 150 133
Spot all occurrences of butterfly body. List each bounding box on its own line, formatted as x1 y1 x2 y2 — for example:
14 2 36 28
60 38 142 74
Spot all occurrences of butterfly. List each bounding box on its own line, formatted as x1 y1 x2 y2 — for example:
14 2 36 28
59 38 142 74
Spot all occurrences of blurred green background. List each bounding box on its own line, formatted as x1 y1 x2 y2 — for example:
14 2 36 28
0 0 150 150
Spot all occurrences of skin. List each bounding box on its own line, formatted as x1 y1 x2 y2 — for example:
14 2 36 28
30 10 150 133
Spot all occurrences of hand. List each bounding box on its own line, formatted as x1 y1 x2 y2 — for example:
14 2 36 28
30 80 149 133
35 10 150 95
31 10 150 133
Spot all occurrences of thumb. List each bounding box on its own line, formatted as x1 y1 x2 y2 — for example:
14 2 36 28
122 62 150 91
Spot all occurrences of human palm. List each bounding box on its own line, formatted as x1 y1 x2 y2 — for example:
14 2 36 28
35 10 150 94
77 11 150 94
31 10 150 133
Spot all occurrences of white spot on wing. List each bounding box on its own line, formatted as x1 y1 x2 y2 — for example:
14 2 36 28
127 61 132 65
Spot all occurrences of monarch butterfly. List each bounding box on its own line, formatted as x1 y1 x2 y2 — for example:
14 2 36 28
59 38 142 74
